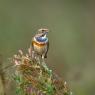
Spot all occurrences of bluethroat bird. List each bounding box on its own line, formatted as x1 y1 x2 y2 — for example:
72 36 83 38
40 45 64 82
31 28 49 60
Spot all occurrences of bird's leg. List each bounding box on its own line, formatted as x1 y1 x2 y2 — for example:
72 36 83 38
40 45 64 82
41 55 48 70
31 51 35 60
31 51 40 64
36 55 41 64
42 55 45 63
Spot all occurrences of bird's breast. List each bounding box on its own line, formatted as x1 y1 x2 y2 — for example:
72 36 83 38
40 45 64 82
32 40 47 54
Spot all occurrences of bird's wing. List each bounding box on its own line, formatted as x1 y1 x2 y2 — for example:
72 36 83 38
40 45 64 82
44 41 49 58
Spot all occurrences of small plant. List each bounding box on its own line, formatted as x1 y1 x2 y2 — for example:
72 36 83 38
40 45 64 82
11 49 71 95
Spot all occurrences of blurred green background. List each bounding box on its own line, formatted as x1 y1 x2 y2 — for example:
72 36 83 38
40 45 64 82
0 0 95 95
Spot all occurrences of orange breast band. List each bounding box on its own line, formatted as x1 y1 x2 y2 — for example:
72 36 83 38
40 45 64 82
32 41 46 47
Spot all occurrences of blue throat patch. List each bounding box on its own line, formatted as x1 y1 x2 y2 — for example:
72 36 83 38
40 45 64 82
36 37 48 42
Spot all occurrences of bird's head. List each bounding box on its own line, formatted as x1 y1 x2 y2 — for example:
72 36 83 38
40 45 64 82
36 28 49 37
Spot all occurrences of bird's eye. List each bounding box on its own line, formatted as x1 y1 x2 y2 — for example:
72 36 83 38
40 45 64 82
42 30 44 33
